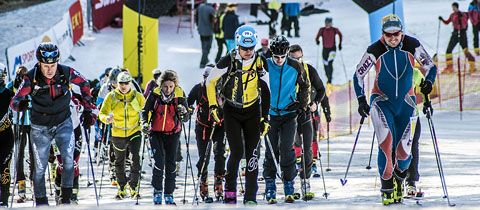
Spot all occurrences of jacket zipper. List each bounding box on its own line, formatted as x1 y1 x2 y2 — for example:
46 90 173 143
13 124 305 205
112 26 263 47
124 95 127 137
394 49 398 99
276 65 284 113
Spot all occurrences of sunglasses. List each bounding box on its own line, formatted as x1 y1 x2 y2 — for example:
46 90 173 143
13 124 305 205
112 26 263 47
40 50 58 58
273 54 287 59
383 31 402 38
239 46 255 51
119 82 130 85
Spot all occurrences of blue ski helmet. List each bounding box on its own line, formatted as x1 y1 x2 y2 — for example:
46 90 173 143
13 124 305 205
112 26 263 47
235 25 257 48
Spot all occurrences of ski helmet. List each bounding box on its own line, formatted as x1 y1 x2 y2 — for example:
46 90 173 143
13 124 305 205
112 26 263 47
152 68 162 75
235 25 257 48
109 68 122 85
270 35 290 55
382 14 402 32
117 72 132 83
36 42 60 64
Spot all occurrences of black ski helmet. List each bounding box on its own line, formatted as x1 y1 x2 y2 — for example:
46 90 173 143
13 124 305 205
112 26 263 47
109 68 122 85
36 42 60 64
270 35 290 55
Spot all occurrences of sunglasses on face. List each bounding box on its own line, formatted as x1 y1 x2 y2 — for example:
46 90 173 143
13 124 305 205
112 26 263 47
239 46 255 51
383 31 402 38
119 82 130 86
273 54 287 59
40 50 58 58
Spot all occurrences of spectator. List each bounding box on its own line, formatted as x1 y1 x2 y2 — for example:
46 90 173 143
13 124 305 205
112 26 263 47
284 3 301 37
223 3 240 52
197 1 216 68
315 17 342 84
214 4 227 62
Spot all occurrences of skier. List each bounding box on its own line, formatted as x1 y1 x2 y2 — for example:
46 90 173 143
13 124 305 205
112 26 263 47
315 17 343 85
263 35 309 204
99 72 145 200
439 2 475 72
141 69 189 205
7 65 34 203
0 63 15 207
187 64 226 202
214 4 227 63
10 42 94 206
468 0 480 55
196 1 216 68
289 44 331 200
284 3 301 37
143 68 162 98
353 14 437 205
205 25 270 205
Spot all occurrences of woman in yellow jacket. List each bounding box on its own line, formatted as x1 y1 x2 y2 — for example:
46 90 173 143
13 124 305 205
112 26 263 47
99 72 145 200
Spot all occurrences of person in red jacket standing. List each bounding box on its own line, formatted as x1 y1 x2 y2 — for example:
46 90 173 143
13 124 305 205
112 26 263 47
440 2 475 72
315 17 342 85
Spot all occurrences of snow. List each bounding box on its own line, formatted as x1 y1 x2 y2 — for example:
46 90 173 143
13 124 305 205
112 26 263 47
3 0 480 209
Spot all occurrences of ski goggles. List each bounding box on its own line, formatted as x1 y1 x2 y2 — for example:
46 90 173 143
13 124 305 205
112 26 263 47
40 50 59 58
239 46 255 51
383 31 402 38
273 54 287 59
119 82 130 86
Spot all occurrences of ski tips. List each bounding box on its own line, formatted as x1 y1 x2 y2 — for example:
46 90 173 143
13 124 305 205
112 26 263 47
326 168 332 172
323 193 329 199
340 179 347 186
366 166 372 170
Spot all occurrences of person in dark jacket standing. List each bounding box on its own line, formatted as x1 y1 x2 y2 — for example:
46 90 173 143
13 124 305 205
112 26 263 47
187 64 226 202
440 2 475 72
223 3 240 52
468 0 480 54
197 1 216 69
10 42 94 206
315 17 343 84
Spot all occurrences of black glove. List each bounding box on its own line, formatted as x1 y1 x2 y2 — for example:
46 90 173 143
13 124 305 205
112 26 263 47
323 106 332 123
338 43 342 51
316 40 320 45
420 80 433 95
423 99 433 115
438 16 442 20
18 100 29 111
357 96 370 118
81 110 94 128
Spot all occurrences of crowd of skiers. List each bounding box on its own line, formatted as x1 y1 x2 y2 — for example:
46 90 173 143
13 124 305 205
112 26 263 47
0 11 438 207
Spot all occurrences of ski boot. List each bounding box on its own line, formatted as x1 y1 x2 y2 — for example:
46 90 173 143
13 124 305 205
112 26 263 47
265 178 277 204
406 181 416 197
35 197 49 207
296 157 302 172
312 158 320 177
301 179 314 200
381 189 395 205
224 191 236 204
71 188 78 205
153 189 162 205
283 180 295 203
214 174 224 201
244 200 257 205
393 177 404 203
115 185 127 200
17 180 27 203
59 187 72 205
200 177 213 203
129 185 141 199
164 194 176 205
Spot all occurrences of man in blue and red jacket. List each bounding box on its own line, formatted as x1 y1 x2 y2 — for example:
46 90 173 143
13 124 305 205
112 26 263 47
10 42 94 206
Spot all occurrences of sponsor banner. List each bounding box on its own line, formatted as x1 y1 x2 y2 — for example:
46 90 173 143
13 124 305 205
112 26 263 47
92 0 125 30
5 39 37 77
70 0 84 45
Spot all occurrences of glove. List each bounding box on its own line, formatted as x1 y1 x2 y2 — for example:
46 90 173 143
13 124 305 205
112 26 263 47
177 105 187 116
420 80 433 95
316 40 320 45
357 96 370 118
209 105 221 123
423 99 433 115
338 43 342 51
260 117 270 136
81 110 94 128
18 100 29 111
188 105 194 115
438 16 443 20
142 123 150 134
323 106 332 123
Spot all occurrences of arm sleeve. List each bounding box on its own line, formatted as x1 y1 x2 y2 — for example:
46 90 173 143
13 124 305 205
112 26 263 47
336 28 343 45
353 50 376 98
307 64 326 104
99 92 112 124
205 56 230 107
259 79 270 119
10 75 32 112
315 28 323 42
178 94 190 122
296 63 310 109
413 42 437 84
187 84 200 107
442 13 452 24
141 93 154 125
69 68 92 111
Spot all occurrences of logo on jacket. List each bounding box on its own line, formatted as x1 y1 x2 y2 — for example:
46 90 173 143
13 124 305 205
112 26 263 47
358 56 373 75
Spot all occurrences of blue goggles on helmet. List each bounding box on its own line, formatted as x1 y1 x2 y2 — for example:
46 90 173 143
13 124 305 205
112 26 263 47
41 50 58 58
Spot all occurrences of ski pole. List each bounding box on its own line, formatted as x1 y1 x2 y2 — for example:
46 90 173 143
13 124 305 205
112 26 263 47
94 123 108 184
10 109 26 207
181 120 196 205
98 125 110 198
47 163 54 196
83 127 99 206
326 122 331 172
135 131 148 205
424 96 455 207
297 117 308 202
238 169 245 195
316 44 320 70
265 135 283 180
366 131 375 170
436 19 441 57
193 125 216 204
316 144 329 199
340 117 365 186
339 49 349 83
